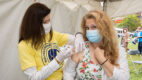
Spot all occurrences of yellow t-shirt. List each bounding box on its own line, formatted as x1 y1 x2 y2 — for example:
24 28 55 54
18 31 68 80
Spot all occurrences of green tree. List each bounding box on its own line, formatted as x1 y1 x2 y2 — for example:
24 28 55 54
116 14 141 32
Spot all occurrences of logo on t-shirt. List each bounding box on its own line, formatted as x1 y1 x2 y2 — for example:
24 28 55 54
41 43 60 65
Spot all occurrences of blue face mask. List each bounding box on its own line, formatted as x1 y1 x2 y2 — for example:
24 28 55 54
86 30 101 43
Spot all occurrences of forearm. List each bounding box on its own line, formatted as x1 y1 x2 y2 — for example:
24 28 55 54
101 61 114 78
24 59 60 80
98 56 114 78
109 46 129 80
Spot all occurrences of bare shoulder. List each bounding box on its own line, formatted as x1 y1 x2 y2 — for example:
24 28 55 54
71 51 84 64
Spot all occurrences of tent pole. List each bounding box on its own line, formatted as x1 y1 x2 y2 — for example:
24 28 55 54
103 0 107 12
34 0 37 2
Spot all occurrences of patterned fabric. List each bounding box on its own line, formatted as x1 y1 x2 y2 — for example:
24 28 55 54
76 41 102 80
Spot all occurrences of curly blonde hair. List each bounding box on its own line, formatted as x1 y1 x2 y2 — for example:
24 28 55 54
81 10 119 66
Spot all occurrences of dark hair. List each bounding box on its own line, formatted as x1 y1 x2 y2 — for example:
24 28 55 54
19 3 53 49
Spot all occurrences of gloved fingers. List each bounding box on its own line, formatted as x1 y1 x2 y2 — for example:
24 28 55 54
82 42 85 49
66 46 73 53
60 45 73 53
75 46 78 53
75 42 85 52
79 43 82 52
64 45 72 50
80 42 83 51
75 42 80 52
75 43 79 52
60 45 70 51
80 42 85 52
82 42 85 50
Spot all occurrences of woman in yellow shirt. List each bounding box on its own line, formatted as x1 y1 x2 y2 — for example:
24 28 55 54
18 3 84 80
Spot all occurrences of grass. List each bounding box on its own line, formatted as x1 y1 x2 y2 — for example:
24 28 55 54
119 38 142 80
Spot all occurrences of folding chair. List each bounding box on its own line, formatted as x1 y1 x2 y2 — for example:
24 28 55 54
128 39 142 74
128 53 142 74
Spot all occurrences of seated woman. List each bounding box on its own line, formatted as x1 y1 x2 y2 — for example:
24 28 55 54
63 10 130 80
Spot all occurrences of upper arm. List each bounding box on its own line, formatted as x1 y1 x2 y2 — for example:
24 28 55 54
111 46 130 80
71 52 83 64
18 41 36 71
118 47 129 68
54 32 68 47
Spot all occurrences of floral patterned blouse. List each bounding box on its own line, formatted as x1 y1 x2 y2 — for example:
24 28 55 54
76 41 102 80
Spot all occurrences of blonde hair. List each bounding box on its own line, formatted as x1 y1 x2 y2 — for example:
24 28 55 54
81 10 119 66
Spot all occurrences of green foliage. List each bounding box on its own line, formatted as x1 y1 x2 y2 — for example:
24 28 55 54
116 14 141 32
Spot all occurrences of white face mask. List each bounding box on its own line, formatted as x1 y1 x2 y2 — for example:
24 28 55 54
43 22 51 34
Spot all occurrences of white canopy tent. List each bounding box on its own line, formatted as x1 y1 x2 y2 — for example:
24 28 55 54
0 0 142 80
105 0 142 17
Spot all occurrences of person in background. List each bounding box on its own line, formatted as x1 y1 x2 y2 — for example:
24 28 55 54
63 10 129 80
136 27 142 54
122 28 129 51
132 27 141 45
18 3 84 80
